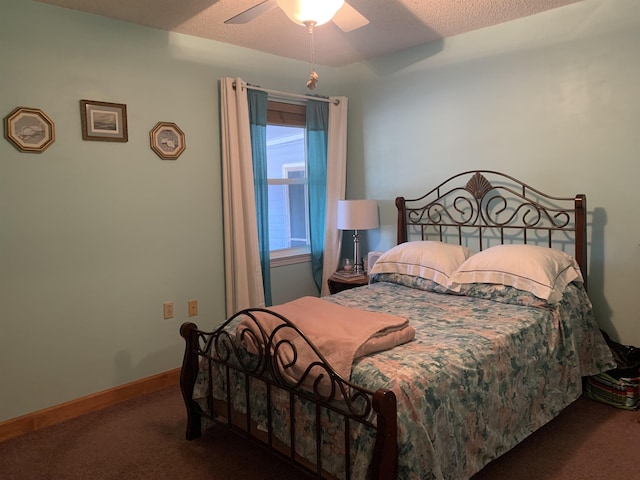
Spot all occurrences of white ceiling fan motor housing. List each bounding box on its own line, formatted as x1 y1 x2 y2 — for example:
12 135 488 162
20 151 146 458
277 0 345 26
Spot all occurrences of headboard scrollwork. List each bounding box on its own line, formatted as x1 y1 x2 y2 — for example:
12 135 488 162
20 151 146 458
396 170 588 288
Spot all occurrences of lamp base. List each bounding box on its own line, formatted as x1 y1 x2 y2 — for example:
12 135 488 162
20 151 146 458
352 230 361 273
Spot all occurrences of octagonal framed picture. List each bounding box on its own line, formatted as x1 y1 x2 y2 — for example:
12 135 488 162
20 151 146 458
4 107 55 153
149 122 185 160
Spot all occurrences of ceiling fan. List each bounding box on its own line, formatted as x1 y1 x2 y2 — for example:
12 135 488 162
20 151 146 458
226 1 368 90
225 0 369 33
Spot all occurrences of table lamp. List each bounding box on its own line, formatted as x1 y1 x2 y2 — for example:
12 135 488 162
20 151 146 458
337 199 379 273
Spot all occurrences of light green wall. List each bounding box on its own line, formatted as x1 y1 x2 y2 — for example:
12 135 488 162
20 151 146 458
271 262 319 305
1 0 638 423
345 0 640 346
0 0 334 421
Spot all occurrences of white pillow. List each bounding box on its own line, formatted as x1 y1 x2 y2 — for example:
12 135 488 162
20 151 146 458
369 241 473 286
449 244 583 304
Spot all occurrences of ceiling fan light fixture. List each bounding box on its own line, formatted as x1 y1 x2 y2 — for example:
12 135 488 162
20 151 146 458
277 0 345 27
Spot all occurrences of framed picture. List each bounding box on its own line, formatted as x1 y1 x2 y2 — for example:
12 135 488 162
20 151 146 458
4 107 55 153
149 122 186 160
80 100 128 142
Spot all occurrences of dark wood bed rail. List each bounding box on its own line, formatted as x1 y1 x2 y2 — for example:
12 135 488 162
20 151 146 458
396 170 588 288
180 311 398 480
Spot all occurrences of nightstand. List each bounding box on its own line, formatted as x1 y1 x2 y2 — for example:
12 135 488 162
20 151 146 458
327 272 369 294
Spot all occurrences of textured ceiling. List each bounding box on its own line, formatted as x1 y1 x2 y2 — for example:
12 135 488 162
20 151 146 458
35 0 583 67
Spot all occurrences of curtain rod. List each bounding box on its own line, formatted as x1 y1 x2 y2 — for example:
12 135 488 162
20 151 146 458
233 81 339 105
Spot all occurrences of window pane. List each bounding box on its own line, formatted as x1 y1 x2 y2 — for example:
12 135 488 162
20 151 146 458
268 184 287 250
267 125 304 179
288 183 307 247
267 124 309 252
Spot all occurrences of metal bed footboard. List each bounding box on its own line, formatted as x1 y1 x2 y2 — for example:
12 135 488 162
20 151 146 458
179 310 397 480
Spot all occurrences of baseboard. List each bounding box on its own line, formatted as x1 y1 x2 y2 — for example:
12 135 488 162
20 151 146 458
0 367 181 443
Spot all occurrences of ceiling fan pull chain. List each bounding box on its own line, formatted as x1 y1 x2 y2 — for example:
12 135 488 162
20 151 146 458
306 23 319 90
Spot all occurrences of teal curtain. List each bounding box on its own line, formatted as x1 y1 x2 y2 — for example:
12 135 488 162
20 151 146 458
306 100 329 291
247 89 272 306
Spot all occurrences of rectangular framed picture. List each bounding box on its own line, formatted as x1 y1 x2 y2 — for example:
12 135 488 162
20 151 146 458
80 100 128 142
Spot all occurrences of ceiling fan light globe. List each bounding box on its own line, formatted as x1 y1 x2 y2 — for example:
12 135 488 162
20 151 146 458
277 0 345 27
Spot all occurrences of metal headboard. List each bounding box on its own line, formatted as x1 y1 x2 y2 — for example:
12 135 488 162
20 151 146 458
395 170 588 288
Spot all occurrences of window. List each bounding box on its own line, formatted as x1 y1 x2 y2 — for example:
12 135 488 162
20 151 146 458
266 101 310 265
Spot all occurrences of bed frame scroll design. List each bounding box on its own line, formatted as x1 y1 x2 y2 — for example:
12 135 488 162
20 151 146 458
180 309 398 480
395 170 588 286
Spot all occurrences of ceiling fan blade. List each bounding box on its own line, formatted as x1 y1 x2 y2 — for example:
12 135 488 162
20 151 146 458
224 0 278 25
332 2 369 32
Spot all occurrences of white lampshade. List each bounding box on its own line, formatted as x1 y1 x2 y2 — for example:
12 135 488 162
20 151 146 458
337 199 379 231
277 0 345 26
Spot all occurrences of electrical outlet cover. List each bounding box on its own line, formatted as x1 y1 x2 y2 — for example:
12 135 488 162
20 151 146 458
163 301 174 320
188 300 198 317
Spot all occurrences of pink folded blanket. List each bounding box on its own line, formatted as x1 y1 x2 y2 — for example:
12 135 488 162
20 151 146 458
236 296 414 395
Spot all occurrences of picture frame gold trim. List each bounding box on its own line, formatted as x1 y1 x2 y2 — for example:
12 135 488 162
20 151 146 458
4 107 55 153
149 122 186 160
80 99 128 142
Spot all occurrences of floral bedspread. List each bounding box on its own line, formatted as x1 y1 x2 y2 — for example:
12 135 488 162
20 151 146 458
193 281 615 480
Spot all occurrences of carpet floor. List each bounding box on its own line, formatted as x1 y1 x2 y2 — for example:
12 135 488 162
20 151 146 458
1 385 638 479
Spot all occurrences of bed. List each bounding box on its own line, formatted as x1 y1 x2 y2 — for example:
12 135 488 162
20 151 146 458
179 170 615 479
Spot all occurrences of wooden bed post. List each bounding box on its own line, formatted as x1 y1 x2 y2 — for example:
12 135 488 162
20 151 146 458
179 322 202 440
395 197 407 244
372 389 398 480
575 194 588 290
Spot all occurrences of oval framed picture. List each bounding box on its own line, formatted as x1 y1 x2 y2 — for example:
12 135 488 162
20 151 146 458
149 122 185 160
4 107 55 153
